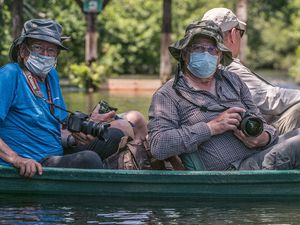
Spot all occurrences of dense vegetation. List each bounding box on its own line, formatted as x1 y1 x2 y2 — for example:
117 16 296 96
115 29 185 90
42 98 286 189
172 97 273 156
1 0 300 85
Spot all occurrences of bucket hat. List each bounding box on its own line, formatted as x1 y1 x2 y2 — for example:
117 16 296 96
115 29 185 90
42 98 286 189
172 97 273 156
202 8 246 32
168 20 233 66
9 19 69 62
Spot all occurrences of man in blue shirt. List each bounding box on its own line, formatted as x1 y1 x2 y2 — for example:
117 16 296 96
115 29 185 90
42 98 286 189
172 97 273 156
0 19 129 177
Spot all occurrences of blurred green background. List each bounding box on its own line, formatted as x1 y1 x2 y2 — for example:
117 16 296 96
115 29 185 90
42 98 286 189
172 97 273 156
2 0 300 84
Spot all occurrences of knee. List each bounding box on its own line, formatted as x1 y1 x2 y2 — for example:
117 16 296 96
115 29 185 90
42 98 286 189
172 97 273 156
110 119 134 138
123 111 147 128
78 150 103 169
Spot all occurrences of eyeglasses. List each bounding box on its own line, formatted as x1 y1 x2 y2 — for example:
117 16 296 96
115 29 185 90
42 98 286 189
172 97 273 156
28 44 58 57
235 28 245 38
188 44 219 55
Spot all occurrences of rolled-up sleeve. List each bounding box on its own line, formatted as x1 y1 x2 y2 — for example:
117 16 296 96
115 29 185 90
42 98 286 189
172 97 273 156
148 91 211 160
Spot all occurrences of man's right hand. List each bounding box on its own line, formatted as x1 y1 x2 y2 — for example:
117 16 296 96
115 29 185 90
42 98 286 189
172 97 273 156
90 105 116 122
207 107 245 135
12 156 43 178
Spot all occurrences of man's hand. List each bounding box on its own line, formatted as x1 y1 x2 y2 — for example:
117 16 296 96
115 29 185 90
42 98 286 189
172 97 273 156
12 156 43 178
207 107 245 135
234 129 270 148
72 132 96 146
90 104 116 122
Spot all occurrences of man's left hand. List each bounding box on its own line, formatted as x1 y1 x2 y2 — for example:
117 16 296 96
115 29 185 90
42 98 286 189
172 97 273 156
234 129 270 148
72 132 95 146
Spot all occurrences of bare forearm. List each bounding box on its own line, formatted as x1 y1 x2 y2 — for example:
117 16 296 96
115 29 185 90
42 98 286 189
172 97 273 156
0 138 19 165
0 138 43 177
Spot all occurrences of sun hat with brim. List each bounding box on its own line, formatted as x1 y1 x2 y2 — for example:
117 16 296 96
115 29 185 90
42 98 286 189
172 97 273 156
9 19 69 62
168 20 233 66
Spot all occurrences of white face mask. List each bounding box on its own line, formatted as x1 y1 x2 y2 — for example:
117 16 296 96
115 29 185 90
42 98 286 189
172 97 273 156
25 50 57 79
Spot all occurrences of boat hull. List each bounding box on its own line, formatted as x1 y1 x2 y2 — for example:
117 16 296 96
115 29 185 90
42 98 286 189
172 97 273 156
1 166 300 198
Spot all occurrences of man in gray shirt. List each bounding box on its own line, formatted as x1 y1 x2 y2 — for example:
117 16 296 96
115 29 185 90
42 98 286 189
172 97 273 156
202 8 300 134
148 20 300 171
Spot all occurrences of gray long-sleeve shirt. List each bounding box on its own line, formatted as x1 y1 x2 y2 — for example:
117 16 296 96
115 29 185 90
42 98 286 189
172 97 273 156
226 58 300 123
148 69 277 170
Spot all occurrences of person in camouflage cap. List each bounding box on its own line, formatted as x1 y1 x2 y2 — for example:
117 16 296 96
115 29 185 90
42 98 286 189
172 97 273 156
148 18 300 172
168 20 233 67
148 19 277 171
202 8 300 135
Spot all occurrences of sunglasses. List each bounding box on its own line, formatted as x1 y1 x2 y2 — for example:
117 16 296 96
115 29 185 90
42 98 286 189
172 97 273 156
235 28 245 38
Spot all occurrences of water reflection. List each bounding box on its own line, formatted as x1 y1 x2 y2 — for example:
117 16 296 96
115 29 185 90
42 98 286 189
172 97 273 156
1 195 300 224
63 90 153 119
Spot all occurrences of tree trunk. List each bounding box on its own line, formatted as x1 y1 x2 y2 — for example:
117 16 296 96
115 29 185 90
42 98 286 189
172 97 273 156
236 0 247 63
159 0 172 84
85 13 98 64
74 0 110 93
12 0 23 39
85 12 98 93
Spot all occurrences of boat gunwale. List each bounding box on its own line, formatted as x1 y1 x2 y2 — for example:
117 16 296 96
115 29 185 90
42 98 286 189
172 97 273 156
1 166 300 185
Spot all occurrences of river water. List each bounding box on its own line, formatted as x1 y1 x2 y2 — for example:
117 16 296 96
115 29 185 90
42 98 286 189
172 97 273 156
3 72 300 224
1 195 300 224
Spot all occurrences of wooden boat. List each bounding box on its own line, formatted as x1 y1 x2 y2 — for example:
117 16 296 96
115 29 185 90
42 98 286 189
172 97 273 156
1 165 300 199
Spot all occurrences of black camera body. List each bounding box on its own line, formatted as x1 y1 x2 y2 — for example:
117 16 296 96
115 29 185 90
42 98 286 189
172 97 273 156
239 111 263 137
66 111 110 138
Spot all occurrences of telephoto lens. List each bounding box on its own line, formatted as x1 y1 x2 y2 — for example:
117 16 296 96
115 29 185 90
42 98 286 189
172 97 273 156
66 111 110 139
80 120 110 138
239 112 263 137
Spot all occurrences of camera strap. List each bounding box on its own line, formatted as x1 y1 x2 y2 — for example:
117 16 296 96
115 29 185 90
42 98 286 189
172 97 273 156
22 68 54 114
22 68 72 124
172 66 252 113
172 65 227 113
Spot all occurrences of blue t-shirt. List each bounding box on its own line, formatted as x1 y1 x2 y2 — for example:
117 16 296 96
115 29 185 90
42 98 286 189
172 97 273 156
0 63 68 166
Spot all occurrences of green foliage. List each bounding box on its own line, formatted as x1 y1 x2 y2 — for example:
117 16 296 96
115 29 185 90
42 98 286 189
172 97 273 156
247 0 300 80
99 0 162 74
99 0 233 75
69 62 107 88
2 0 300 83
0 0 13 66
289 46 300 81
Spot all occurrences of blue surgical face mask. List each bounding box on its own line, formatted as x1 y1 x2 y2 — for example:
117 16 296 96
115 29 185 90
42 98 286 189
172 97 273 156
187 52 218 78
25 51 57 79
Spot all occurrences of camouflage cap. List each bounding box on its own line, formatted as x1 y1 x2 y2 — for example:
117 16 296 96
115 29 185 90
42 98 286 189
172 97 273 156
168 20 233 66
202 8 246 32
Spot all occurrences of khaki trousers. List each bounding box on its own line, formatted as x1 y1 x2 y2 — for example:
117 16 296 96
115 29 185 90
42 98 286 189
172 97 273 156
273 102 300 135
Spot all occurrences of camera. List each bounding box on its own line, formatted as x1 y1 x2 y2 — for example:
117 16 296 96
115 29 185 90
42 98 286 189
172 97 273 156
98 100 120 120
66 111 110 138
239 111 263 137
98 100 118 114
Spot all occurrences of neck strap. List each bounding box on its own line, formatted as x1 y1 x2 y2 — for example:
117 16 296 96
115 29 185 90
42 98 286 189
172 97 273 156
172 66 227 113
22 68 72 125
22 69 55 114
